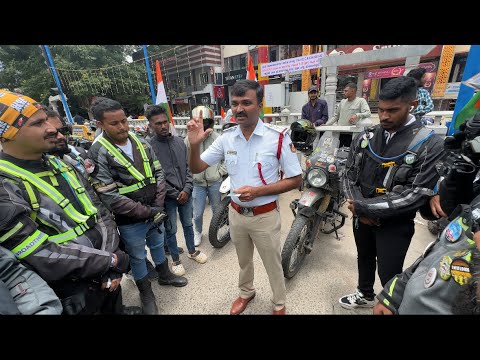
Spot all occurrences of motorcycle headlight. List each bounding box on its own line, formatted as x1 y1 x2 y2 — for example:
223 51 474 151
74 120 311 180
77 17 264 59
307 167 328 188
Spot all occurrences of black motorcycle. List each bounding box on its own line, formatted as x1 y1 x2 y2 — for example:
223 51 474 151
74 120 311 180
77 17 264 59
281 131 349 279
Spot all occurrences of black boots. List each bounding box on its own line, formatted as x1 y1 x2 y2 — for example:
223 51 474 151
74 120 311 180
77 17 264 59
156 259 188 287
135 276 158 315
146 258 159 280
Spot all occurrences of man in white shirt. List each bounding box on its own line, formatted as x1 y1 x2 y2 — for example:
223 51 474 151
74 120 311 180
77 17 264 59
324 82 371 147
187 80 302 315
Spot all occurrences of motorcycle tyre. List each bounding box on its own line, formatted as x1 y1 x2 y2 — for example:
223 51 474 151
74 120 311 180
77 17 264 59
281 214 314 279
208 197 231 248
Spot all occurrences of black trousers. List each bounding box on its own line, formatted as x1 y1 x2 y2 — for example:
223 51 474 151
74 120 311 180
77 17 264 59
353 218 414 298
57 280 123 315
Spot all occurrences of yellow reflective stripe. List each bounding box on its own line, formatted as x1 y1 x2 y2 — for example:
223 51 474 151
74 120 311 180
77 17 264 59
37 216 61 234
48 157 97 216
34 170 56 178
49 222 90 244
12 230 48 259
0 222 24 243
388 277 398 297
118 183 144 194
98 137 145 181
22 180 39 211
383 299 390 306
130 132 153 179
153 160 161 170
0 160 89 223
49 174 58 187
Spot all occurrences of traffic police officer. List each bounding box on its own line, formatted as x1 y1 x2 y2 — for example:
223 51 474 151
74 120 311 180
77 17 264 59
187 80 302 315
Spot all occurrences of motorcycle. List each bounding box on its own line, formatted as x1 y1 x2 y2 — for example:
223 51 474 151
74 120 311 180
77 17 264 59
208 175 232 248
207 121 238 248
281 131 349 279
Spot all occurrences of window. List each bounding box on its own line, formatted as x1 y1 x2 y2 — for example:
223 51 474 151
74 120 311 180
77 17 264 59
251 51 258 66
200 72 209 85
232 56 241 70
184 76 191 87
269 48 278 62
240 54 246 69
449 55 468 83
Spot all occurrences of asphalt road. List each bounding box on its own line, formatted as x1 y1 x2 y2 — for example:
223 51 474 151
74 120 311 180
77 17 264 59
121 189 435 315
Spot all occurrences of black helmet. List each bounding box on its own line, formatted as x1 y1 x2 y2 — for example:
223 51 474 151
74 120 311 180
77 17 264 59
290 120 316 151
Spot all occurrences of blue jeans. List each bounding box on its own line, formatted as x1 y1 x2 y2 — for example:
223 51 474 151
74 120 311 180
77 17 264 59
118 220 166 281
165 196 195 261
192 181 222 234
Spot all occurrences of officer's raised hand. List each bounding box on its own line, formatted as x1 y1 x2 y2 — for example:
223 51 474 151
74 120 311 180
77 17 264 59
187 109 205 146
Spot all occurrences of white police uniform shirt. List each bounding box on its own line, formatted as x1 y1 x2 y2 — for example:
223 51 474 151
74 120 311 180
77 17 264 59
201 119 302 208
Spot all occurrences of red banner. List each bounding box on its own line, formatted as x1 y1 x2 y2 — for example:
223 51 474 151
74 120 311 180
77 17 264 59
214 86 225 99
364 63 436 79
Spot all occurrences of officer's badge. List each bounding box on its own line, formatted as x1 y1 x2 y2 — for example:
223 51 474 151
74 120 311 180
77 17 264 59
404 154 416 165
84 159 95 174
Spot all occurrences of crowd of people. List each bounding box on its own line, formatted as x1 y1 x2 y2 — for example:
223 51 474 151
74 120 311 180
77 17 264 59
0 68 479 315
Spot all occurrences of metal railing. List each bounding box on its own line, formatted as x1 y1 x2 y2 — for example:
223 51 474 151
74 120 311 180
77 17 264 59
128 110 453 138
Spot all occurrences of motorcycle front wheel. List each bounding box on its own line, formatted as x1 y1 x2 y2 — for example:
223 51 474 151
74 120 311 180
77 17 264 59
281 214 315 279
208 197 231 248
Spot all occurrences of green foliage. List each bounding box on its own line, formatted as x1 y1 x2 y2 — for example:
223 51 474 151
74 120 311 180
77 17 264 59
0 45 154 116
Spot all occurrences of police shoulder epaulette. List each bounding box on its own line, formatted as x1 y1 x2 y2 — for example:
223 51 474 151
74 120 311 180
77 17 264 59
264 123 288 133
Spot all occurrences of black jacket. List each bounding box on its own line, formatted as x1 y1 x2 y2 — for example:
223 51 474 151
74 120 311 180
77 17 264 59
342 118 445 220
149 134 193 200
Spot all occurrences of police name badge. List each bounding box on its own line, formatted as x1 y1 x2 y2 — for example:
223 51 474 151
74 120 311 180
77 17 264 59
438 256 452 281
445 221 462 243
424 267 437 288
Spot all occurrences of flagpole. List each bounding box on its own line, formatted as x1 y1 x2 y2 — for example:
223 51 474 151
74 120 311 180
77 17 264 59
42 45 74 125
143 45 156 104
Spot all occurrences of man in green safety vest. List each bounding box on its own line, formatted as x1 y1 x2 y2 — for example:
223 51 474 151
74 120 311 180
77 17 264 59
88 97 187 315
0 90 139 315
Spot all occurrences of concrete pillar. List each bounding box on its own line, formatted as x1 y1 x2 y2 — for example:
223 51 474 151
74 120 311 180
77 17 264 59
356 72 364 98
325 66 338 118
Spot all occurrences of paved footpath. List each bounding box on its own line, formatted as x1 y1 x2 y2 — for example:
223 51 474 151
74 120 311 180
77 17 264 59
121 189 435 315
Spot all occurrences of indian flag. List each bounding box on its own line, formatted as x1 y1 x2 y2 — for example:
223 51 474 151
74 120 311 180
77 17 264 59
246 53 264 120
155 60 177 136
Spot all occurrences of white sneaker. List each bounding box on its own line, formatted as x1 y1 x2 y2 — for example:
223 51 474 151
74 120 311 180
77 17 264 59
171 261 186 276
194 230 202 246
187 250 208 264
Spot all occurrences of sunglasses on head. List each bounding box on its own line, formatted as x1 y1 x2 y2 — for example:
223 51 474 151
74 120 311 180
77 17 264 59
56 126 71 135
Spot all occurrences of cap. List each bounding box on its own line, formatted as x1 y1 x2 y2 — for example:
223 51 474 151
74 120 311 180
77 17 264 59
0 90 43 139
308 86 318 93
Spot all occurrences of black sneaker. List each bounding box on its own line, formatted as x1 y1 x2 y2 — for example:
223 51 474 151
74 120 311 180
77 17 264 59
164 246 184 255
339 289 375 309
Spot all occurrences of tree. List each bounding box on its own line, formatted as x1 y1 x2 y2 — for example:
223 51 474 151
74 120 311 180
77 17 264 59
0 45 153 117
